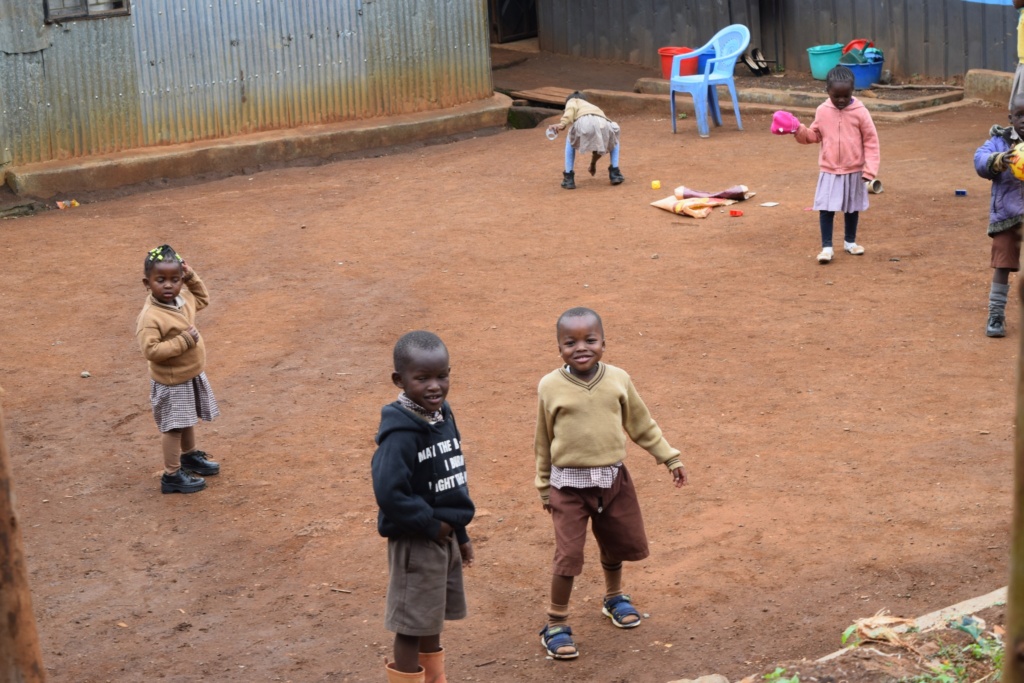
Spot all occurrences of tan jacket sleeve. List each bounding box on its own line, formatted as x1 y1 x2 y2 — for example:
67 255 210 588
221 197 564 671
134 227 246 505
183 271 210 311
137 321 195 362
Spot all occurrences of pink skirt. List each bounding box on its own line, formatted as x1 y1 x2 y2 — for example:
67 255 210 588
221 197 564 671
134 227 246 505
813 171 869 213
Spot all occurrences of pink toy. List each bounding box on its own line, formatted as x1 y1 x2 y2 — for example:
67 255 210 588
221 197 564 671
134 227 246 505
771 110 800 135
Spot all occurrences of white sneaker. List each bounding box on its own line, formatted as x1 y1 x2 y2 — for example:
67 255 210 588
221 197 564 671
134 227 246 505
817 247 834 264
844 241 865 255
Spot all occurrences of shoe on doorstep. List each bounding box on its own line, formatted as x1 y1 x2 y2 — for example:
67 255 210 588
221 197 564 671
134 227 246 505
608 166 625 185
817 247 834 264
161 468 206 494
561 171 576 190
844 241 865 255
180 449 220 475
987 314 1006 338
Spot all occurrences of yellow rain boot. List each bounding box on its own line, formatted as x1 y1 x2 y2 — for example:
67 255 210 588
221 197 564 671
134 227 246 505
420 648 447 683
385 661 424 683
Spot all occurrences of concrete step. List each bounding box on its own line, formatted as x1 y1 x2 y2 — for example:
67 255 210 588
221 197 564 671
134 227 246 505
634 77 964 113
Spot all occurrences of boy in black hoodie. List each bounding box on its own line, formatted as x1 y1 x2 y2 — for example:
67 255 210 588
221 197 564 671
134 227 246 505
372 331 475 683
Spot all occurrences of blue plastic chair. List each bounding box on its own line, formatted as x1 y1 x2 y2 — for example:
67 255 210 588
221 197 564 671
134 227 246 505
669 24 750 137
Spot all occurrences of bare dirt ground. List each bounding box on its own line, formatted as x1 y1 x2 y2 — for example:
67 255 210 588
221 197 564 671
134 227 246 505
0 97 1016 683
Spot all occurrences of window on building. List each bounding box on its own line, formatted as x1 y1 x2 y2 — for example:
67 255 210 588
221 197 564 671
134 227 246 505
45 0 130 22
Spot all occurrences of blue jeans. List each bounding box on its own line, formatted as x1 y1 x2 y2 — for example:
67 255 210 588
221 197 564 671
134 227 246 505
565 137 620 172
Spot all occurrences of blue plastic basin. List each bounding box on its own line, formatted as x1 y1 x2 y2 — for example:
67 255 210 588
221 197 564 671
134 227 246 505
848 60 883 89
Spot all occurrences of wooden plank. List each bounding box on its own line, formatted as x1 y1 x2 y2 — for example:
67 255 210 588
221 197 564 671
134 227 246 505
507 86 575 105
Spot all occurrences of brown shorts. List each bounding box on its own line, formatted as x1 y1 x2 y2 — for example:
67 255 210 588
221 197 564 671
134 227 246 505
549 464 650 577
991 226 1022 271
384 535 466 636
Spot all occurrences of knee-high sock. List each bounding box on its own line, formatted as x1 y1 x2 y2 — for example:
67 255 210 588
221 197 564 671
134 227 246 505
602 560 623 599
819 211 835 248
546 601 570 626
990 282 1010 315
162 431 182 473
610 144 620 168
564 137 575 173
843 211 860 244
180 425 196 454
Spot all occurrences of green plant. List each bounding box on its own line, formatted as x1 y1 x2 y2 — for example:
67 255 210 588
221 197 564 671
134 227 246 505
763 667 800 683
841 623 859 646
963 636 1004 679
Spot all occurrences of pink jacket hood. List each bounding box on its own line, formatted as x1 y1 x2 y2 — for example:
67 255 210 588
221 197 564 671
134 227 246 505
795 98 880 181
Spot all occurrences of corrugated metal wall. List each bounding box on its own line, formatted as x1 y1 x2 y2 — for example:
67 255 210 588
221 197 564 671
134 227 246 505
131 0 373 144
0 16 141 165
361 0 493 115
537 0 1019 81
0 0 493 165
537 0 762 68
771 0 1017 80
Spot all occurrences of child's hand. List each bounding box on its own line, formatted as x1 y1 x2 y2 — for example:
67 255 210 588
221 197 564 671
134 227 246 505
542 502 553 513
994 151 1017 173
546 124 559 137
186 325 200 342
437 521 453 543
671 465 688 488
460 540 474 567
181 261 194 281
770 110 800 135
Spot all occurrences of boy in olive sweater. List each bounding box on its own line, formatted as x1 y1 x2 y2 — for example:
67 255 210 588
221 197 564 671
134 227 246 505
535 307 687 660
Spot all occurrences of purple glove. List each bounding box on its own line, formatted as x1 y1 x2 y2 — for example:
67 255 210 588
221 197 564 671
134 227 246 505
771 110 800 135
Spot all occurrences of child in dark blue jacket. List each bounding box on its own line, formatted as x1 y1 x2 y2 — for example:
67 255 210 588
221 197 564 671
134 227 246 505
974 97 1024 337
372 330 475 683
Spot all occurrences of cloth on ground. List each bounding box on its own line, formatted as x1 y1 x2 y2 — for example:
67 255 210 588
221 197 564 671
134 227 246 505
674 185 755 201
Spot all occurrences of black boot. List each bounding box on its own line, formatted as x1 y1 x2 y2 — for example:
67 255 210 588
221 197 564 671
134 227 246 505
609 166 624 185
987 311 1006 338
161 468 206 494
589 152 602 176
561 171 576 190
180 449 220 475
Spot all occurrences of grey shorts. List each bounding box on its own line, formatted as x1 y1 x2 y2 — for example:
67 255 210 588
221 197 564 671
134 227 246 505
384 535 466 636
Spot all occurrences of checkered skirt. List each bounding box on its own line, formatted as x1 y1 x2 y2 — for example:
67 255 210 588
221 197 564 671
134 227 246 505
150 372 220 432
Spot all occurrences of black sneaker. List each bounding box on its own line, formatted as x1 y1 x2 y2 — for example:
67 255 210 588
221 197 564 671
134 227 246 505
987 314 1006 338
180 450 220 475
161 469 206 494
561 171 576 190
608 166 625 185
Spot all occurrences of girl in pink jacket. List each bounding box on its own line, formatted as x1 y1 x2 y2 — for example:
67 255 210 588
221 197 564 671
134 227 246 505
774 66 881 264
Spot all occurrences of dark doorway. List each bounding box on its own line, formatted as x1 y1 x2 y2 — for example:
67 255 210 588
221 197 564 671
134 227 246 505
488 0 537 44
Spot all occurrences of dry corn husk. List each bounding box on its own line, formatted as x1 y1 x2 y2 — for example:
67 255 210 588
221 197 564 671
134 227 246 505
851 609 920 652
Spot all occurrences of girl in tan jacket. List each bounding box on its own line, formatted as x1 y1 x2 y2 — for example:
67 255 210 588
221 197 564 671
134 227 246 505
135 245 221 494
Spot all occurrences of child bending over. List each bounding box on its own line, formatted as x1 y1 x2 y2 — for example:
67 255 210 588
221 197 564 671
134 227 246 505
372 331 475 682
546 91 624 190
535 307 687 660
135 245 221 494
